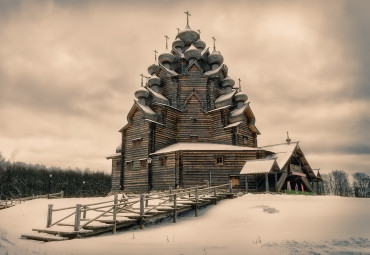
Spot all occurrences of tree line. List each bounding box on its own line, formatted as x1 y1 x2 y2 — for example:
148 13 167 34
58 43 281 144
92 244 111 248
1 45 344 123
0 152 111 200
320 170 369 197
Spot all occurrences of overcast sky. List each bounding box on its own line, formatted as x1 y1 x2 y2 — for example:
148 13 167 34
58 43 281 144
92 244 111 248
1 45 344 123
0 0 369 175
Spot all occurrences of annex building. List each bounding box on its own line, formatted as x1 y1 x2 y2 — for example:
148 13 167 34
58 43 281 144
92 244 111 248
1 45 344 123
107 13 322 194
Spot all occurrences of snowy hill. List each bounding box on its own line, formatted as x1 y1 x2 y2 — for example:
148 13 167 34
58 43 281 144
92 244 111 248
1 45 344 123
0 194 369 255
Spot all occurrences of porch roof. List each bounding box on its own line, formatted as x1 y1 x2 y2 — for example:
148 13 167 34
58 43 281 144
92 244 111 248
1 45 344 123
240 158 276 174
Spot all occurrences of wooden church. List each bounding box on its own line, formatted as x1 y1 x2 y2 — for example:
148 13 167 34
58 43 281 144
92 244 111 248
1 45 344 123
107 12 322 194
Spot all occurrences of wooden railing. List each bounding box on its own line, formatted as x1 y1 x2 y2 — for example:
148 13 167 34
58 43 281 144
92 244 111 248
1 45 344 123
0 191 64 210
45 183 233 233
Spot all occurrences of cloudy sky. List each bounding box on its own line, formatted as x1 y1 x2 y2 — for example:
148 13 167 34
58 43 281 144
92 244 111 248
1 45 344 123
0 0 369 175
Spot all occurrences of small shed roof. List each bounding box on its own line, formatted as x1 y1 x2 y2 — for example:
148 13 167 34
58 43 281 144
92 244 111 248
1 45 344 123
240 158 276 174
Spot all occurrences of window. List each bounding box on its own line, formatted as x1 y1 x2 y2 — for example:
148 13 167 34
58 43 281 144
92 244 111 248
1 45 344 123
132 137 143 147
140 159 147 168
215 155 224 166
159 156 167 166
243 135 249 145
189 135 199 142
126 161 133 170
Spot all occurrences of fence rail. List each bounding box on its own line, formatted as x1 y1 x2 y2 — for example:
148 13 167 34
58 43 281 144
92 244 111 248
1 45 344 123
0 191 64 210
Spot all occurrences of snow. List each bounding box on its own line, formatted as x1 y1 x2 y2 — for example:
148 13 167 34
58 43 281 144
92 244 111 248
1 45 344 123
146 87 169 105
240 159 275 174
0 194 369 255
136 101 156 116
260 142 298 169
223 121 243 129
230 103 249 118
151 142 258 155
214 90 236 104
203 64 224 76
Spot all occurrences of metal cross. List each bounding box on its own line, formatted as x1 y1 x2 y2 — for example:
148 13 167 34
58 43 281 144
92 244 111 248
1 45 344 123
140 73 144 87
212 37 216 51
176 28 180 35
238 78 242 91
184 11 191 26
154 50 158 61
164 35 169 50
197 29 201 36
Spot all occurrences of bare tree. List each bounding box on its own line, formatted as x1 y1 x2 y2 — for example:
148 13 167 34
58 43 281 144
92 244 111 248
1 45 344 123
329 170 351 197
353 172 370 197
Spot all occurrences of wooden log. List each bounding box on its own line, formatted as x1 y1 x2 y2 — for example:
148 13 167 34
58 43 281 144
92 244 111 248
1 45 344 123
140 195 144 229
173 194 177 223
74 204 81 231
47 204 53 227
113 194 118 234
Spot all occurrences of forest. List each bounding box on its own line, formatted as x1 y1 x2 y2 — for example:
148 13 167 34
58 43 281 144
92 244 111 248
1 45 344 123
0 152 111 200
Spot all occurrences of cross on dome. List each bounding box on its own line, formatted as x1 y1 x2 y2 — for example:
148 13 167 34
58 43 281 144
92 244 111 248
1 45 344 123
154 50 158 61
176 28 180 34
238 78 242 91
164 35 169 50
197 29 201 36
184 11 191 26
212 37 216 51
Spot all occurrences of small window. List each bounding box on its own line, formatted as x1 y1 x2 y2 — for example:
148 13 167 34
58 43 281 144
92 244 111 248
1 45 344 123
243 135 249 144
140 159 147 168
132 137 143 147
215 155 224 166
126 161 133 170
189 135 199 142
159 156 167 166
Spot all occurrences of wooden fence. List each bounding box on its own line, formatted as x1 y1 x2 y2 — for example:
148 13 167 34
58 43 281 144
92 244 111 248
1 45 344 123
43 182 233 236
0 191 64 210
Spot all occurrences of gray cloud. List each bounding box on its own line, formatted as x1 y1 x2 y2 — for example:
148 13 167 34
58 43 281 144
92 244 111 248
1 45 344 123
0 0 369 174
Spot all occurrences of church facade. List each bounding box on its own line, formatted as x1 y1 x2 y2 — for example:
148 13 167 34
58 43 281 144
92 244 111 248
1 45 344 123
107 14 322 194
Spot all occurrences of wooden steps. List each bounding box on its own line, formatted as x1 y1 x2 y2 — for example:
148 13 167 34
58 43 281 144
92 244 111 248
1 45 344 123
21 233 68 242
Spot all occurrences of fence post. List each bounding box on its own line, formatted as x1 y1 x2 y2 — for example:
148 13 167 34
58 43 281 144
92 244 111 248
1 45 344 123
140 194 145 229
195 186 199 217
229 180 233 193
145 195 149 207
74 204 81 231
169 187 173 202
82 205 87 219
5 198 8 208
214 188 217 205
113 194 118 234
173 194 177 223
46 204 53 227
61 190 64 198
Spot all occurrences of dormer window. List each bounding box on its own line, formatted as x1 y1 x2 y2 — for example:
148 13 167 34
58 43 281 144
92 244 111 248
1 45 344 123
243 135 249 145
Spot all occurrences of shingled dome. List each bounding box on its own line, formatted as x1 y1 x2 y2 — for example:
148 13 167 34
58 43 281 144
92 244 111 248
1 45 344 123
135 87 149 99
176 25 200 45
222 76 235 88
184 44 201 60
194 39 206 50
158 52 175 64
148 64 158 75
208 50 224 66
234 91 248 102
147 74 161 87
172 38 185 49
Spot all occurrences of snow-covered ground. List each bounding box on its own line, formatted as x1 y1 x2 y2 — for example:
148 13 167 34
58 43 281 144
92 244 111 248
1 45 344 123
0 194 369 255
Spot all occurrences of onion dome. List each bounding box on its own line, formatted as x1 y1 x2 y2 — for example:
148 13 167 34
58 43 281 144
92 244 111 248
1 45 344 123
222 76 235 88
135 87 149 99
194 39 206 50
148 64 158 75
234 91 248 102
208 50 224 66
172 38 185 50
176 25 200 45
158 52 175 65
147 74 161 87
184 44 201 60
